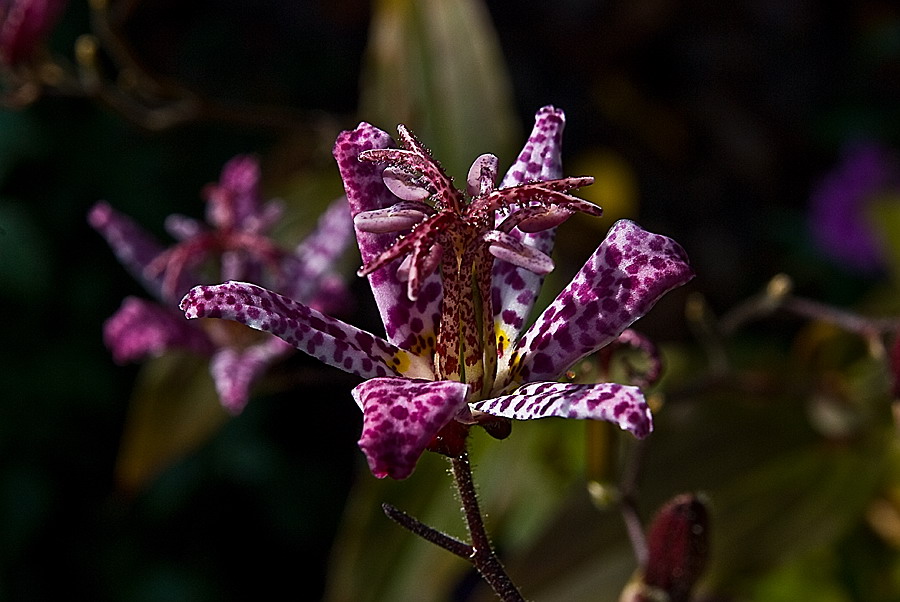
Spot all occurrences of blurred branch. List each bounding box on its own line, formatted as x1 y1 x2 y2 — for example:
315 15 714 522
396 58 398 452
3 0 345 138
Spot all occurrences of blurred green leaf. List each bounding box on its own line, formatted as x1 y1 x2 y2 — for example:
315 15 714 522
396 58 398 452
115 352 229 494
324 419 590 602
868 197 900 288
360 0 519 181
325 337 896 601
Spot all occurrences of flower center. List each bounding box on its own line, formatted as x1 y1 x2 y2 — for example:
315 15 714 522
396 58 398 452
355 124 599 396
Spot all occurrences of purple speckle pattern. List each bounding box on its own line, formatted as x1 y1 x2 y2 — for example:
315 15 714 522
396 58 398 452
91 156 354 414
500 219 693 386
104 296 214 363
281 195 354 311
209 336 294 415
88 202 192 303
180 281 433 380
333 123 443 356
492 106 568 358
353 377 469 479
471 382 652 438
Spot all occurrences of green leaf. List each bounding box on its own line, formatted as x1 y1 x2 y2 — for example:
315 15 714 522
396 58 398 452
868 196 900 287
114 352 229 494
360 0 519 182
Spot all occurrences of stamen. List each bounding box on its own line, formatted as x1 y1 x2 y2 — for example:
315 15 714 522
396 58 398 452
482 230 555 275
466 154 499 197
496 205 574 233
383 166 433 201
354 202 432 233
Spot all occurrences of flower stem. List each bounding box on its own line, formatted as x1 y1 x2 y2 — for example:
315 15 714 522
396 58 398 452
381 503 474 559
450 451 526 602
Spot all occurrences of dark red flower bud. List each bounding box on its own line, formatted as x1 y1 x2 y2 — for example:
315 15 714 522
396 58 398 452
638 494 710 602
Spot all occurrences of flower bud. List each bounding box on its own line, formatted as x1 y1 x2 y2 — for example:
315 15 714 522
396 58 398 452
622 494 709 602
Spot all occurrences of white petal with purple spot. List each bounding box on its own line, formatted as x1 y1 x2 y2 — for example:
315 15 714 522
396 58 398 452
472 381 652 438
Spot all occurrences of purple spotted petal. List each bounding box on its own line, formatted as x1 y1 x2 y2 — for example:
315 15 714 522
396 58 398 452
500 106 566 188
507 220 693 385
352 377 469 479
204 155 263 230
209 336 293 414
89 201 198 302
104 296 214 363
472 381 652 438
334 123 443 354
281 196 354 302
492 106 567 355
181 281 434 380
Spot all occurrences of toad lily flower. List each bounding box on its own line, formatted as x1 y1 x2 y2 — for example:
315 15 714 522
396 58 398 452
180 107 694 479
90 155 353 413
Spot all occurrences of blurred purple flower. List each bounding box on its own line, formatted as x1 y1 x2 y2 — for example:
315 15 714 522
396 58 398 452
180 108 694 479
90 155 354 413
0 0 68 67
810 141 900 272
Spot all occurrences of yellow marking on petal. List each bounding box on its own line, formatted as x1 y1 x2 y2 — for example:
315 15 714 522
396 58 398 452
389 349 435 380
390 350 412 375
494 326 511 357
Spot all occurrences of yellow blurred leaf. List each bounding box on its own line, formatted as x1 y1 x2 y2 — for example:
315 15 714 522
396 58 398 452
114 352 229 494
361 0 518 181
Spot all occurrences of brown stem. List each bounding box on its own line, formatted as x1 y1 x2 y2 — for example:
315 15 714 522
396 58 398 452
381 503 474 559
450 451 525 602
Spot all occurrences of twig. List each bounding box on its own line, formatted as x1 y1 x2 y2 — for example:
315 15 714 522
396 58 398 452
381 503 474 560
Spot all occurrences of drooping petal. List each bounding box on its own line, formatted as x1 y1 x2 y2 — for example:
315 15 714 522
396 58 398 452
89 202 198 302
492 106 567 357
352 377 470 479
281 195 354 302
181 281 434 380
103 297 214 363
471 381 652 438
505 220 693 386
334 123 442 355
209 336 293 414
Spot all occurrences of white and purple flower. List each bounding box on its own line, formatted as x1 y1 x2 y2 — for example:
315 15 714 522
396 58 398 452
90 155 353 413
180 107 694 479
